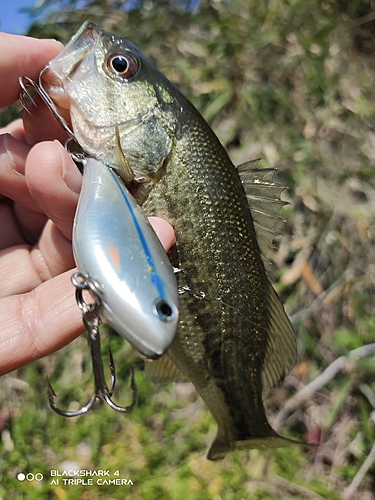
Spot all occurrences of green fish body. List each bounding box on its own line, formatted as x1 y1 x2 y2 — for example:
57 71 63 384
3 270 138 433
47 21 298 460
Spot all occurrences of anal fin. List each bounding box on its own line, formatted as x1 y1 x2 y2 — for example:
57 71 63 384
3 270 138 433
144 353 185 387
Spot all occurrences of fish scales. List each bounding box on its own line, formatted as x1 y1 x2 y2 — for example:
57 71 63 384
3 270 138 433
46 21 299 459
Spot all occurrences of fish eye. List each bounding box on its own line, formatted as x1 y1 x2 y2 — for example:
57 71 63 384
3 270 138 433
154 299 174 321
106 51 139 79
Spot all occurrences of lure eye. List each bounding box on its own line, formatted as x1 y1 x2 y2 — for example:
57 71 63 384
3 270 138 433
154 299 174 321
106 52 139 79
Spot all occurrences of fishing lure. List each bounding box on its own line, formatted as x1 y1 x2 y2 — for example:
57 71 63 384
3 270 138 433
73 156 179 359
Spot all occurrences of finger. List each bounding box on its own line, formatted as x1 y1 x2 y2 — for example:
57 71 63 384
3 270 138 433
0 270 83 376
149 216 176 252
0 218 75 298
0 133 30 191
0 32 62 108
0 133 34 205
0 202 25 249
23 95 71 146
0 134 47 244
0 118 25 141
26 141 82 241
0 244 45 297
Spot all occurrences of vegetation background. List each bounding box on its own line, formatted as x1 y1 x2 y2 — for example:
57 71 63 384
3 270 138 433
1 0 375 498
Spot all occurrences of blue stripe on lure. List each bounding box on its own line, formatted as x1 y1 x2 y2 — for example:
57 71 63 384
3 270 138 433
72 157 179 359
107 168 166 300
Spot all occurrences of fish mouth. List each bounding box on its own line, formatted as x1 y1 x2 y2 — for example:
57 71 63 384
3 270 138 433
54 20 103 77
43 21 103 108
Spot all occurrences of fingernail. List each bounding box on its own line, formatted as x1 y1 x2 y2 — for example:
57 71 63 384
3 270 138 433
2 134 29 175
57 141 82 194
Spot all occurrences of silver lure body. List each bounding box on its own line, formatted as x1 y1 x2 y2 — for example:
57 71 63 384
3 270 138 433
72 157 179 359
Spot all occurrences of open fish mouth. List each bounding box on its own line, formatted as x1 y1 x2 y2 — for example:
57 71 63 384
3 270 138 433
48 21 102 81
42 22 102 109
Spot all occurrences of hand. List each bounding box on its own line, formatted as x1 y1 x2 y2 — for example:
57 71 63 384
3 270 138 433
0 32 175 376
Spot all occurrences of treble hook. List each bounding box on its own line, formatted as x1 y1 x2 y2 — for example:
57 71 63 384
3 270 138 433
47 272 138 417
19 66 76 140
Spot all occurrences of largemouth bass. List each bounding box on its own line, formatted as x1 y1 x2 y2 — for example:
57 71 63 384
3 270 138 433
46 21 298 460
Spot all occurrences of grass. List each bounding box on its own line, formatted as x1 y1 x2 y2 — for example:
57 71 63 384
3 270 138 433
1 0 375 498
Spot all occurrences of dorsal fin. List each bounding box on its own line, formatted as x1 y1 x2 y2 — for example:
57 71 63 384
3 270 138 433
237 160 288 256
144 353 185 387
238 160 295 389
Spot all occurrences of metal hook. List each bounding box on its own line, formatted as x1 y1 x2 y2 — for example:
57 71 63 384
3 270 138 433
47 272 138 417
19 69 88 175
64 137 88 165
19 67 77 141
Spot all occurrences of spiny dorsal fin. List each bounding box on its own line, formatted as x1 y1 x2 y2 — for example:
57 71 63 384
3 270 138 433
144 353 185 387
262 283 297 393
237 160 288 255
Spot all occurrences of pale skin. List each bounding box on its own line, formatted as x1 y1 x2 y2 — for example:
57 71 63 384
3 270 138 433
0 32 175 376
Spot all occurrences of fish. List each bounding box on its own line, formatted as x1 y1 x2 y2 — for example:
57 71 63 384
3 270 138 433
46 20 298 460
73 156 179 359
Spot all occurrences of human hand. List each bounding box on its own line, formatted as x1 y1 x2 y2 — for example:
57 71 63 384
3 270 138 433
0 32 175 376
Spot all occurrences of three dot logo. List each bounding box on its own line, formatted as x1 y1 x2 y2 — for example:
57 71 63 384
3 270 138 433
17 472 43 481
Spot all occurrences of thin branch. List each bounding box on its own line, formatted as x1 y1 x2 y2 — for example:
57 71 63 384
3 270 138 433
274 343 375 429
345 11 375 29
252 475 325 499
274 475 325 499
342 443 375 499
289 272 347 324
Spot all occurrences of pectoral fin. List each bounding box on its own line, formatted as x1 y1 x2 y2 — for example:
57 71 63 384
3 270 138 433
114 127 136 183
